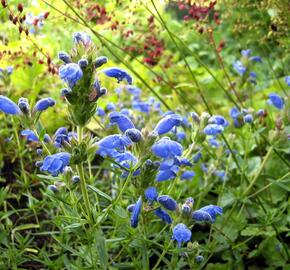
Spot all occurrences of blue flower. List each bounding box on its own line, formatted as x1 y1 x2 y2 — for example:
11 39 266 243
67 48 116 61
154 208 172 224
193 152 202 163
94 56 108 68
250 56 262 62
156 167 178 182
109 112 135 132
244 114 253 123
101 67 132 84
96 134 132 157
6 66 13 75
241 49 251 57
59 63 83 88
268 93 284 110
40 152 71 176
176 131 186 141
145 187 158 201
53 127 69 147
78 59 88 68
203 124 224 136
230 107 240 119
126 85 141 97
0 95 21 115
33 97 55 112
96 107 105 117
172 223 192 247
157 195 177 211
58 52 71 63
132 100 151 113
153 114 182 135
125 128 142 143
192 205 222 223
208 115 228 127
181 170 195 180
106 102 116 111
195 255 204 263
208 137 219 148
233 60 246 76
21 129 39 142
73 32 92 47
285 76 290 86
18 97 30 114
152 137 183 159
130 196 142 228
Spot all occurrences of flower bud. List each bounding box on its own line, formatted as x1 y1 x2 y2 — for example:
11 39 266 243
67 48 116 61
58 52 71 64
71 175 80 184
78 58 88 68
125 128 142 142
18 97 30 114
94 56 108 68
48 184 59 193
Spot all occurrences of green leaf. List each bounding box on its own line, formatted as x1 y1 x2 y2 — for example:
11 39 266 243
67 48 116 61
87 185 112 201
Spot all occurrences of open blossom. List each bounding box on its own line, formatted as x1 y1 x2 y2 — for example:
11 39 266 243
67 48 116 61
151 137 183 159
153 114 182 135
109 112 135 132
40 152 71 176
192 205 222 223
0 95 21 115
203 124 224 136
33 97 55 112
101 67 132 84
172 223 192 247
145 187 158 201
130 196 142 228
268 93 284 110
59 63 83 88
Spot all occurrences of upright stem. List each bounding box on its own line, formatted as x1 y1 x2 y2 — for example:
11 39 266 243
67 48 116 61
76 126 92 222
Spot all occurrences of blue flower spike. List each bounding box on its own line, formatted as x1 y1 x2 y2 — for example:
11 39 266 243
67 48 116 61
130 196 142 228
0 95 21 115
172 223 192 248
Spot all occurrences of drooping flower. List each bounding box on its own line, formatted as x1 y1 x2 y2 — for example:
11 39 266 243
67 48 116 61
0 95 21 115
172 223 192 247
268 93 284 110
21 129 39 142
192 205 222 223
40 152 71 176
154 208 172 224
153 114 182 135
59 63 83 88
203 124 224 136
125 128 142 143
101 67 132 84
151 137 183 159
33 97 56 112
109 112 135 132
145 187 158 201
130 196 142 228
157 195 178 211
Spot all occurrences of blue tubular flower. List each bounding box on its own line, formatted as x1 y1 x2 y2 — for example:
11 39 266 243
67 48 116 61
268 93 284 110
101 67 132 84
21 129 38 142
151 137 183 159
157 195 178 211
208 115 229 127
233 60 246 76
244 114 253 123
153 114 182 135
181 170 195 180
192 205 222 224
53 127 69 147
94 56 108 68
172 223 192 248
230 107 240 119
98 134 132 149
203 124 224 136
73 32 92 46
58 51 71 63
130 196 142 228
145 187 158 201
59 63 83 88
0 95 21 115
18 97 30 114
33 97 55 112
156 168 178 182
109 112 135 132
285 76 290 86
154 208 172 224
132 100 151 113
125 128 142 143
40 152 71 176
